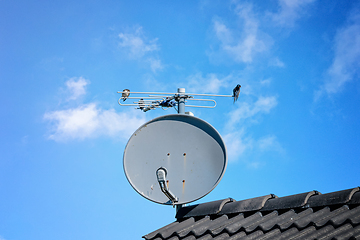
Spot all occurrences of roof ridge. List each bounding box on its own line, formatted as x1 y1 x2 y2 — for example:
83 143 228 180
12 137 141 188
143 187 360 240
174 187 360 220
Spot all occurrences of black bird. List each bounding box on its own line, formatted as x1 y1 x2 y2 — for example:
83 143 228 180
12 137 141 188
233 84 241 103
122 89 130 101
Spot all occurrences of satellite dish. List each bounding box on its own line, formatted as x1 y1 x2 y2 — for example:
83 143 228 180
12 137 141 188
123 114 227 205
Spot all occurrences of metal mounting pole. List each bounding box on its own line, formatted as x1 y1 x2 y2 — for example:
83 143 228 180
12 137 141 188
177 88 185 114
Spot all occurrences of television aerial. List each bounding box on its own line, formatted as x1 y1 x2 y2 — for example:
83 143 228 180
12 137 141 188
118 86 241 113
119 86 241 210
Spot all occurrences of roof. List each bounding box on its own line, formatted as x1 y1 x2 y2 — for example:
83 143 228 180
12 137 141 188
143 187 360 240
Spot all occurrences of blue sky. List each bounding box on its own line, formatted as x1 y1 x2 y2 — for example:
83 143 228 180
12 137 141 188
1 0 360 239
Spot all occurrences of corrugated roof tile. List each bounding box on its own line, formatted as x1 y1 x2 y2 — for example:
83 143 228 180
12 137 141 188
241 229 264 240
330 205 360 226
256 228 281 240
289 225 317 240
314 205 349 227
226 212 263 234
245 211 278 232
259 209 295 231
212 233 229 240
177 217 211 238
228 231 246 240
318 223 353 240
301 225 335 240
292 206 330 229
192 215 229 236
197 233 213 240
143 187 360 240
276 227 299 240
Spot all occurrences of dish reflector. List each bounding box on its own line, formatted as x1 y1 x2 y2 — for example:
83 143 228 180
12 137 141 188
123 114 227 205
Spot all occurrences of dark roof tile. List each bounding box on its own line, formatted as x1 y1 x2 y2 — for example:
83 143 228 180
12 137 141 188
298 225 334 240
197 234 213 240
143 187 360 240
193 215 229 237
176 198 234 219
259 209 295 231
224 212 261 234
323 223 354 240
314 205 349 227
306 187 359 208
256 228 281 240
331 205 360 226
220 194 276 215
243 229 264 240
228 231 246 240
276 227 299 240
222 213 244 234
261 191 318 211
349 190 360 204
211 233 229 240
293 206 330 228
177 217 211 238
245 211 278 232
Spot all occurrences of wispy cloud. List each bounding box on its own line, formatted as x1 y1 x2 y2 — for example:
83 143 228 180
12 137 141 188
184 72 232 94
65 77 89 100
218 77 282 166
224 131 284 167
44 78 145 142
270 0 316 28
118 27 159 58
44 104 145 142
118 26 163 73
147 58 164 73
210 3 272 64
315 10 360 100
226 95 278 130
269 57 285 68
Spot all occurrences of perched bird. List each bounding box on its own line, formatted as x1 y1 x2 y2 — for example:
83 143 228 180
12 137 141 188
122 89 130 101
233 84 241 103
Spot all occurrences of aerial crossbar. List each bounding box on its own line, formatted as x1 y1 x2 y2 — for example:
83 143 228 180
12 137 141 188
118 86 240 113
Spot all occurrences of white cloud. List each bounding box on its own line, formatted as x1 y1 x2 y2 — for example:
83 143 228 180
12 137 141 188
44 80 146 142
271 0 316 27
223 128 252 161
184 72 232 94
118 27 159 59
226 96 277 130
220 79 281 166
213 21 233 45
118 26 164 73
315 11 360 100
223 131 284 167
147 58 164 73
65 77 89 100
211 3 271 63
269 57 285 68
258 135 284 153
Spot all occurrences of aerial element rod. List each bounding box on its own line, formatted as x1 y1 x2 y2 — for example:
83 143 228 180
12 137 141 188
117 85 241 113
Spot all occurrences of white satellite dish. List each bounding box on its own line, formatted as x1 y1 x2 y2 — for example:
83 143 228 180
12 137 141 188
123 114 227 205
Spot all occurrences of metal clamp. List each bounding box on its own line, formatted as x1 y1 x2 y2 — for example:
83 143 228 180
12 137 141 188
156 167 178 204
